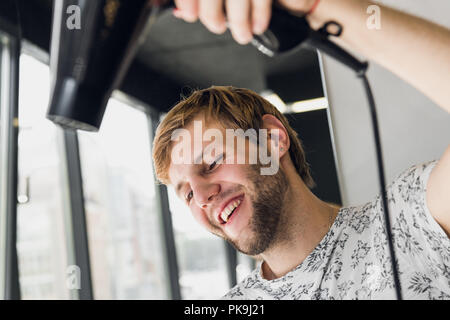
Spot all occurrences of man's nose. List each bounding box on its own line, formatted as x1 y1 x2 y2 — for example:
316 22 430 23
192 183 220 209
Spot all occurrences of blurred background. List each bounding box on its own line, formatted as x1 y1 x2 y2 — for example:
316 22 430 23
0 0 448 300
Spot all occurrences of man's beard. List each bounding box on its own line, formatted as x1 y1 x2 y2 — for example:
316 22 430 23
227 164 289 256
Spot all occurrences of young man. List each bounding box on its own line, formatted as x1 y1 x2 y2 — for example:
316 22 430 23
152 0 450 299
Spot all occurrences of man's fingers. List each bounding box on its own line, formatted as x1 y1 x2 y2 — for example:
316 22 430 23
226 0 252 44
251 0 272 35
174 0 199 22
199 0 227 34
174 0 272 45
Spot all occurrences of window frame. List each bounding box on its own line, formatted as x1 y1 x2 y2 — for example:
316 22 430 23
0 30 21 300
59 128 93 300
147 108 182 300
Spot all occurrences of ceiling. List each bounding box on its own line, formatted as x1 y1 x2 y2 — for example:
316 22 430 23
2 0 324 112
139 9 323 95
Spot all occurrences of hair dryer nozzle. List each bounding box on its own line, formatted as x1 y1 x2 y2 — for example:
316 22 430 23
47 0 154 131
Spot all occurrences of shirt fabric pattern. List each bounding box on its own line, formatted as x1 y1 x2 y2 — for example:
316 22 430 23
223 161 450 300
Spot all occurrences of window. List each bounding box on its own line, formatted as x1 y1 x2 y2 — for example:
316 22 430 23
16 54 70 299
167 188 230 299
236 252 255 283
78 98 168 299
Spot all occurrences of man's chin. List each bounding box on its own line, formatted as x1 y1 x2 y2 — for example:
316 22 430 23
225 235 266 256
210 219 266 255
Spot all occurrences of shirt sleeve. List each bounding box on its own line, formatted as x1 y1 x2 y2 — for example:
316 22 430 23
387 160 450 265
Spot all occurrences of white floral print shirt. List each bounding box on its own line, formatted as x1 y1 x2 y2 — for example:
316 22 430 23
223 161 450 300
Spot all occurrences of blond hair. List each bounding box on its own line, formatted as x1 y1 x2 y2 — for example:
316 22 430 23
152 86 314 188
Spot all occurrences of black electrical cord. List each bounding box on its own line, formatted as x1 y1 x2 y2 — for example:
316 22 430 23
358 73 403 300
306 20 404 300
308 34 404 301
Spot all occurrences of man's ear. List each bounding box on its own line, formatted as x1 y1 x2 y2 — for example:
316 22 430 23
261 114 290 157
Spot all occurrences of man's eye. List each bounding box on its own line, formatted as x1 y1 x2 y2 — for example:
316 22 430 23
186 190 193 203
207 154 224 172
208 161 217 171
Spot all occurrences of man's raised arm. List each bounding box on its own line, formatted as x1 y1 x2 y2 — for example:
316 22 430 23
307 0 450 113
174 0 450 113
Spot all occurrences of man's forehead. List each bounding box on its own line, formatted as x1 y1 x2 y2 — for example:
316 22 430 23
184 113 224 131
170 114 228 154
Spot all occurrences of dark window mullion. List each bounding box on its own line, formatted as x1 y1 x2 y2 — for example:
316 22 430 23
224 241 237 288
0 32 21 301
147 111 181 300
60 128 93 300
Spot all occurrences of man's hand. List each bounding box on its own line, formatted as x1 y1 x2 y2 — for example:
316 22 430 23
172 0 316 44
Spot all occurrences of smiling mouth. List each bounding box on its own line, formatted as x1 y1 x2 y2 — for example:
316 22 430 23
219 195 244 224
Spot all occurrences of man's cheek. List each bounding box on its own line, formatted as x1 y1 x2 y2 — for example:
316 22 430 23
192 208 214 229
218 163 247 181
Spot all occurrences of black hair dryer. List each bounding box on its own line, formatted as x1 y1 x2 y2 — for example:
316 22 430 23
47 0 161 131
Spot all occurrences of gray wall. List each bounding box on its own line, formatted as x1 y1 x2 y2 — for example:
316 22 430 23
322 0 450 206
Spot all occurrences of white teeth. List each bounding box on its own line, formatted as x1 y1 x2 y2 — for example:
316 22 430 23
220 199 241 223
